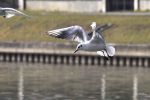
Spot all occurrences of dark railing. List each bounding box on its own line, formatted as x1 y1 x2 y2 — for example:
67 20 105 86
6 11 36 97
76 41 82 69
0 52 149 67
0 41 149 67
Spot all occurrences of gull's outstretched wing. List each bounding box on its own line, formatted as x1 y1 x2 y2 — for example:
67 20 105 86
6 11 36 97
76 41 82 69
94 23 112 33
88 23 112 40
88 24 112 45
47 25 88 42
0 8 30 18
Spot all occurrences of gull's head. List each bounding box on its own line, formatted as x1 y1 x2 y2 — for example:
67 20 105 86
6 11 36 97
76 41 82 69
74 43 84 53
90 22 96 30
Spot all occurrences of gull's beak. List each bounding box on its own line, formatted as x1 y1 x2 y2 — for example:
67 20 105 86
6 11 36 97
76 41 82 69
74 49 78 53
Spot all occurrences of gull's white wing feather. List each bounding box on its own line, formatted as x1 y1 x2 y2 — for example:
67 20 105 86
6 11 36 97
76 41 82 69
47 25 88 43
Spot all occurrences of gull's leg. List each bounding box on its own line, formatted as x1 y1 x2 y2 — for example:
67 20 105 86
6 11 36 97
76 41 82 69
102 50 109 60
104 49 112 60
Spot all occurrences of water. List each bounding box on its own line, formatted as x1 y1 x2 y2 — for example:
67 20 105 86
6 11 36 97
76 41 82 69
0 63 150 100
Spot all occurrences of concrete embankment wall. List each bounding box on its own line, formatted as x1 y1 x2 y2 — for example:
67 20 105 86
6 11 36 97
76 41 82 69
0 41 149 67
26 0 105 13
139 0 150 11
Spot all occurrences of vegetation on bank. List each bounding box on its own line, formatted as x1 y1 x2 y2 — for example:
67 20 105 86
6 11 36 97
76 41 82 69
0 11 150 44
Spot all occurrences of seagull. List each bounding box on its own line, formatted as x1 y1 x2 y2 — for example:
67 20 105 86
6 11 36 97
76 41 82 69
0 7 29 19
46 22 115 60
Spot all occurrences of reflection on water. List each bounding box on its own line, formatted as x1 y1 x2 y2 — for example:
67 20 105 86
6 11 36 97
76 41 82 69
18 65 24 100
0 63 150 100
101 74 106 100
133 74 138 100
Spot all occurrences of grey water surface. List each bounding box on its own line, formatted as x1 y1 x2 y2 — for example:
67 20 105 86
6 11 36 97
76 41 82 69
0 63 150 100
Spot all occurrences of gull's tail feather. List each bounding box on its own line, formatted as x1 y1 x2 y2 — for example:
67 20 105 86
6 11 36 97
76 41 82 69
106 45 115 57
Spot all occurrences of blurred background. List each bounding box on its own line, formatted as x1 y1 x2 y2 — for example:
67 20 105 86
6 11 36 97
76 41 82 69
0 0 150 100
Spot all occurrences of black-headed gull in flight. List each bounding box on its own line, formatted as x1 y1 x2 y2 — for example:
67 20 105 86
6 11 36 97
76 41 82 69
47 22 115 60
0 7 29 19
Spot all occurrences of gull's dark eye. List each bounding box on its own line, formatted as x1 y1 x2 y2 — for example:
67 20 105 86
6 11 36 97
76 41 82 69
78 45 82 48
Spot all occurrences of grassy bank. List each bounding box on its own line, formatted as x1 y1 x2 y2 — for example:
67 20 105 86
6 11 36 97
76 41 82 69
0 11 150 44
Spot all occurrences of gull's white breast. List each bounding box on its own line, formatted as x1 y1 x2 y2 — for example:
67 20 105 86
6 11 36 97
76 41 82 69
83 42 105 51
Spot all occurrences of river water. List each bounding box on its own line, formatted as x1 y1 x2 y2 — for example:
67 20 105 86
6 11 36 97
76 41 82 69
0 63 150 100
